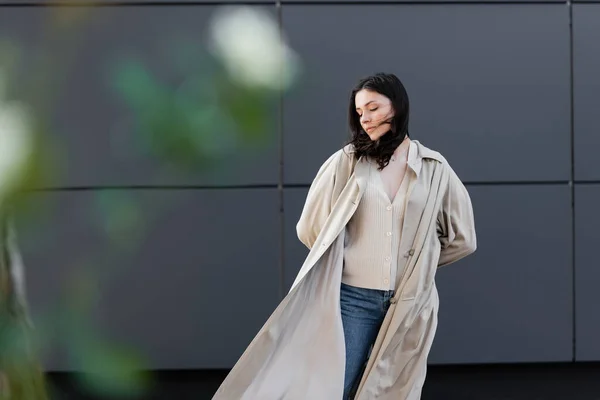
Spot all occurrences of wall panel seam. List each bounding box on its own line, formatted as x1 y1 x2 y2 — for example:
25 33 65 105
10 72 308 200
277 0 285 300
568 0 576 362
24 181 597 192
278 1 568 4
0 1 278 6
0 0 571 6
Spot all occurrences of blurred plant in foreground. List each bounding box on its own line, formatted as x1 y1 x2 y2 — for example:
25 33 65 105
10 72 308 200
0 4 301 399
0 79 33 203
112 5 300 171
208 6 300 91
103 6 301 396
0 67 48 399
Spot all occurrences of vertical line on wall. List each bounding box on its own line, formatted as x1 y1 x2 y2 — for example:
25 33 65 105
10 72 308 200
277 0 285 300
568 0 576 362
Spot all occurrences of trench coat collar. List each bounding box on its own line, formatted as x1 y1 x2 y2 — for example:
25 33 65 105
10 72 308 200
407 140 420 176
354 139 443 186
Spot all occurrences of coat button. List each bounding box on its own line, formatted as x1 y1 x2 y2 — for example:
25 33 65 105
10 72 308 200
408 249 415 256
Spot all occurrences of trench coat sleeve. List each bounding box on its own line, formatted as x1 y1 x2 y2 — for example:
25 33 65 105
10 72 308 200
296 151 342 250
437 163 477 267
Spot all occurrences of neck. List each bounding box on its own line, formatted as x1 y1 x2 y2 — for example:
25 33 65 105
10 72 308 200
392 137 410 159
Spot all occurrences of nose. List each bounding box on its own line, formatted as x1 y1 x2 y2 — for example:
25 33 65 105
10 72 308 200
360 113 371 124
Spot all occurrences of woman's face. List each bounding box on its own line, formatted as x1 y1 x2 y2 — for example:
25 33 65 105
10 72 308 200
354 89 394 141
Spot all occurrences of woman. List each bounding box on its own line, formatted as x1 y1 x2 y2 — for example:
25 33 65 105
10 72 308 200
213 73 477 400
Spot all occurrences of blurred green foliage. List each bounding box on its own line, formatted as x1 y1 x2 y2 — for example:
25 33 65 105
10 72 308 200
110 53 277 171
0 5 297 399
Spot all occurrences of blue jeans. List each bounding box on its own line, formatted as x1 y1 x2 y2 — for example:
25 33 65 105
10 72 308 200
340 282 394 400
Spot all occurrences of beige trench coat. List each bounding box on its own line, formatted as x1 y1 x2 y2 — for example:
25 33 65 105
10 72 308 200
213 140 477 400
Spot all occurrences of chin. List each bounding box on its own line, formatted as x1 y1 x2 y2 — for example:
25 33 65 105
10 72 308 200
367 132 385 141
363 127 387 141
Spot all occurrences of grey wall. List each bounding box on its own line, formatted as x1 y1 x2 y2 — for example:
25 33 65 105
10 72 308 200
0 0 597 372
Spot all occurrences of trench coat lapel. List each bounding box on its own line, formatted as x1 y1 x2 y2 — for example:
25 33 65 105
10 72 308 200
394 142 424 277
289 157 368 293
354 160 449 399
396 165 440 294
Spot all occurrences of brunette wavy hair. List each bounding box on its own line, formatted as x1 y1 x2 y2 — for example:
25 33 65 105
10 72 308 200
347 73 410 170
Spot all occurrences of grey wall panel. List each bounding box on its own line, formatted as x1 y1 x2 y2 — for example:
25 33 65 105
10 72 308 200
283 188 309 292
575 185 600 360
282 5 570 185
430 185 572 364
573 5 600 181
17 188 280 371
0 6 279 188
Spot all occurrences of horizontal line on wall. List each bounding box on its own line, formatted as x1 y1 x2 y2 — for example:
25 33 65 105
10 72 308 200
279 0 565 3
0 0 568 6
573 180 600 185
0 1 276 7
26 184 280 192
25 180 600 192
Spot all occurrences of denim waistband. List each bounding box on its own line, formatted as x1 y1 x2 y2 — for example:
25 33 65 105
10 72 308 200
341 282 395 302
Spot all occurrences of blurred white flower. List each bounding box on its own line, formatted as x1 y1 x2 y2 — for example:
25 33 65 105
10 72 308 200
0 69 33 201
208 6 300 91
